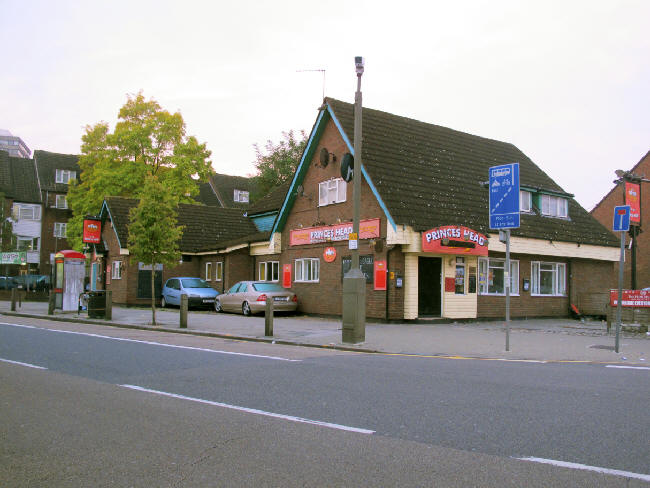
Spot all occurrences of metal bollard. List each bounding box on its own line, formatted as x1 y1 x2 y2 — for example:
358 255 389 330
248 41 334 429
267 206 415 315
48 291 55 315
265 298 274 336
180 294 188 329
11 288 16 311
105 290 112 320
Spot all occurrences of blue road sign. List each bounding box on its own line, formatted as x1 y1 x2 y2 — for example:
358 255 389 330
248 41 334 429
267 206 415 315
612 205 631 232
489 163 520 229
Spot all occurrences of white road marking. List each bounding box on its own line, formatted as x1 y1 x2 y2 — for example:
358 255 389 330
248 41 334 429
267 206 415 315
120 384 375 435
0 322 300 362
517 457 650 482
606 365 650 371
0 357 47 370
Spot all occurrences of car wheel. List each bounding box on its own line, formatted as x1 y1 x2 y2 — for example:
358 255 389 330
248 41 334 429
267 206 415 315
161 296 167 308
214 299 222 313
242 301 251 316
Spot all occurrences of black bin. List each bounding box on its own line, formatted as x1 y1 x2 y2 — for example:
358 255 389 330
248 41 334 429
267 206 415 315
87 291 106 318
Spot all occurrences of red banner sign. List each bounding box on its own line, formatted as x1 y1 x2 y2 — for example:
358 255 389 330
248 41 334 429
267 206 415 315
282 263 292 288
422 226 488 256
625 182 641 224
290 218 380 246
610 289 650 307
83 218 101 244
374 260 387 290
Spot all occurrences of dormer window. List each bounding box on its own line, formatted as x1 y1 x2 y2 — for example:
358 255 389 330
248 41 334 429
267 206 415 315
541 194 568 218
519 190 532 213
234 189 249 203
319 178 347 206
55 169 76 184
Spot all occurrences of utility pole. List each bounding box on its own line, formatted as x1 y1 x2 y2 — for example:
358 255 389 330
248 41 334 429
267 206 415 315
342 56 366 344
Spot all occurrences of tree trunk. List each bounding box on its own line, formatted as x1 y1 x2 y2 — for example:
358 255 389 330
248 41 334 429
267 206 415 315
151 263 157 325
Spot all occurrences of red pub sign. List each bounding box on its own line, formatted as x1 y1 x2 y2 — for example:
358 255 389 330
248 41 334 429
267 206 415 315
625 182 641 224
290 218 380 246
610 289 650 307
422 225 488 256
82 218 102 244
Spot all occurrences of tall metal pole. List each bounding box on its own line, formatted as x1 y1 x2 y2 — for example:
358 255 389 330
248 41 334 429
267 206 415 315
505 229 511 352
342 57 366 344
615 230 624 353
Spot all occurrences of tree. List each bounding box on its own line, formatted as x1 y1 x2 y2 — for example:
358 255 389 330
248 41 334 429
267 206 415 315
127 177 184 325
67 92 212 250
251 130 307 200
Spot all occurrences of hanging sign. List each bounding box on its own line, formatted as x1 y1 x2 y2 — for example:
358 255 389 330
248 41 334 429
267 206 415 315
82 218 102 244
323 247 337 262
422 226 488 256
625 182 641 225
290 218 380 246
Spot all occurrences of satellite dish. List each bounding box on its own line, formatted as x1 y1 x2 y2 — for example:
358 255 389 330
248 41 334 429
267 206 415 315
340 153 354 182
319 148 330 167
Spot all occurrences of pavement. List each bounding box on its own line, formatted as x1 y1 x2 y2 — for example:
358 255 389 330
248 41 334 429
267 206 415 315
2 300 649 365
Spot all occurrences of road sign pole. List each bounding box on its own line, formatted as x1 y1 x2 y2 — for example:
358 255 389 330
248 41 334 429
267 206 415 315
615 230 624 353
505 229 511 352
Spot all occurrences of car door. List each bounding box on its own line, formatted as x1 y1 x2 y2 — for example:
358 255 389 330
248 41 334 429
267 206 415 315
167 279 180 305
220 282 241 311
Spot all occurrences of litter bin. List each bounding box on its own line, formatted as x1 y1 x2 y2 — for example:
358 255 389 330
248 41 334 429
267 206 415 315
87 291 106 318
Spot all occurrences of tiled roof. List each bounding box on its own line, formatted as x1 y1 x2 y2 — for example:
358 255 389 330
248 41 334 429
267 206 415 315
33 150 80 193
247 180 290 216
103 196 257 253
209 173 256 208
325 98 618 247
0 151 41 203
194 181 222 207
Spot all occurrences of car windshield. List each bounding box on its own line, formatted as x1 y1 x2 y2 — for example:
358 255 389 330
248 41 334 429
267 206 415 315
252 283 284 292
181 278 210 288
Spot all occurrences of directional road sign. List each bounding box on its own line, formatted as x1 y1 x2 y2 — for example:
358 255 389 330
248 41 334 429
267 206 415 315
612 205 631 232
489 163 520 229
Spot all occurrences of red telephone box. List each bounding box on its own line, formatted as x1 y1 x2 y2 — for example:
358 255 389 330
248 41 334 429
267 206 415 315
54 250 86 311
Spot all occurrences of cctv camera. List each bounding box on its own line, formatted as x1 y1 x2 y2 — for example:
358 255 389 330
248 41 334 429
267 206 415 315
355 56 364 74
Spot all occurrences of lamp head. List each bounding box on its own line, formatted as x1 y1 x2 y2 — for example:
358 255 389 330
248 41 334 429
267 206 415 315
355 56 364 75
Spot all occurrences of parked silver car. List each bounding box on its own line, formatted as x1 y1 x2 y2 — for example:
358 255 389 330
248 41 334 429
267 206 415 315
161 277 219 309
215 281 298 316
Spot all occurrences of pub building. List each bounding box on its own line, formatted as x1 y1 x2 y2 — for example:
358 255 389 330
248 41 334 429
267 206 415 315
264 98 620 320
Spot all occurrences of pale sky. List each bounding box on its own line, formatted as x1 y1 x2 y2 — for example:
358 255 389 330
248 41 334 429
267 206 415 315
1 0 648 211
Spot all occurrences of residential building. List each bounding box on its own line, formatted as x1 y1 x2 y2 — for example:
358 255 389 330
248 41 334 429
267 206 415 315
0 129 31 158
591 150 650 290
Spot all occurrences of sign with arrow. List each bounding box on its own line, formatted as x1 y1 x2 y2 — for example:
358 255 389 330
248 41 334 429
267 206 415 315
489 163 520 229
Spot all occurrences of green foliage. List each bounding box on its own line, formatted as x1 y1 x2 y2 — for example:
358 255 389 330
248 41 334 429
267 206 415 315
251 130 307 200
67 92 212 250
127 177 184 324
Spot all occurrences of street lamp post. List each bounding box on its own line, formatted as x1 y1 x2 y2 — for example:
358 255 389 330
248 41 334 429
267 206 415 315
342 56 366 344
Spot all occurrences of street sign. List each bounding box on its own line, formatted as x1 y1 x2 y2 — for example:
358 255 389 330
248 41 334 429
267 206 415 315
612 205 631 232
489 163 520 229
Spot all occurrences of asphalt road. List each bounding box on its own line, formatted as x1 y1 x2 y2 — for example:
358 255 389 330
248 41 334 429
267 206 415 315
1 318 648 487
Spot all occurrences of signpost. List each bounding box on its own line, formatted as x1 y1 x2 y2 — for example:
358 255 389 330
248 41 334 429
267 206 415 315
612 205 631 353
489 163 520 352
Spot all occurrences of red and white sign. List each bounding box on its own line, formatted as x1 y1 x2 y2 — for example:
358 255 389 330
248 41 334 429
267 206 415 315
82 218 101 244
625 182 641 224
422 226 488 256
610 289 650 307
323 247 337 262
290 218 380 246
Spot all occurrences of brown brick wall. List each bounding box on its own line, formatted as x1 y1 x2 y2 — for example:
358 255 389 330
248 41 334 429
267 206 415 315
591 152 650 289
40 198 73 274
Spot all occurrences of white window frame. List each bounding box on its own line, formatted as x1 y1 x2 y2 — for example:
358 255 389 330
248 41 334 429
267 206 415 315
17 236 39 251
520 190 532 213
53 222 67 238
13 204 41 221
55 169 76 184
478 257 519 295
215 262 223 281
55 194 68 209
531 261 566 296
205 262 213 281
234 189 249 203
318 178 347 206
541 194 568 218
258 261 279 282
295 258 319 283
112 261 122 280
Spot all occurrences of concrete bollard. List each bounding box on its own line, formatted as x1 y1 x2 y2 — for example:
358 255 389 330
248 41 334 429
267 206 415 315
180 294 188 329
265 298 274 336
11 288 16 311
48 291 55 315
105 290 112 320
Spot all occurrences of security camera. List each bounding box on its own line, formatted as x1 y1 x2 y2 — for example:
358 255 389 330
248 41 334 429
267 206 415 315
355 56 364 75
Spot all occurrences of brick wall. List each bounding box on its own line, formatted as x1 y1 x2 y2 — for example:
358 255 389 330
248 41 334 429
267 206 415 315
40 196 73 274
591 152 650 289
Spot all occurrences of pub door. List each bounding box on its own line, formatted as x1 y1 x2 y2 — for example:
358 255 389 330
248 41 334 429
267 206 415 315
418 257 442 317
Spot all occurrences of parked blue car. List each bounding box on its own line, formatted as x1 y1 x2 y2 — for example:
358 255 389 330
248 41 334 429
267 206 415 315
160 277 219 309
